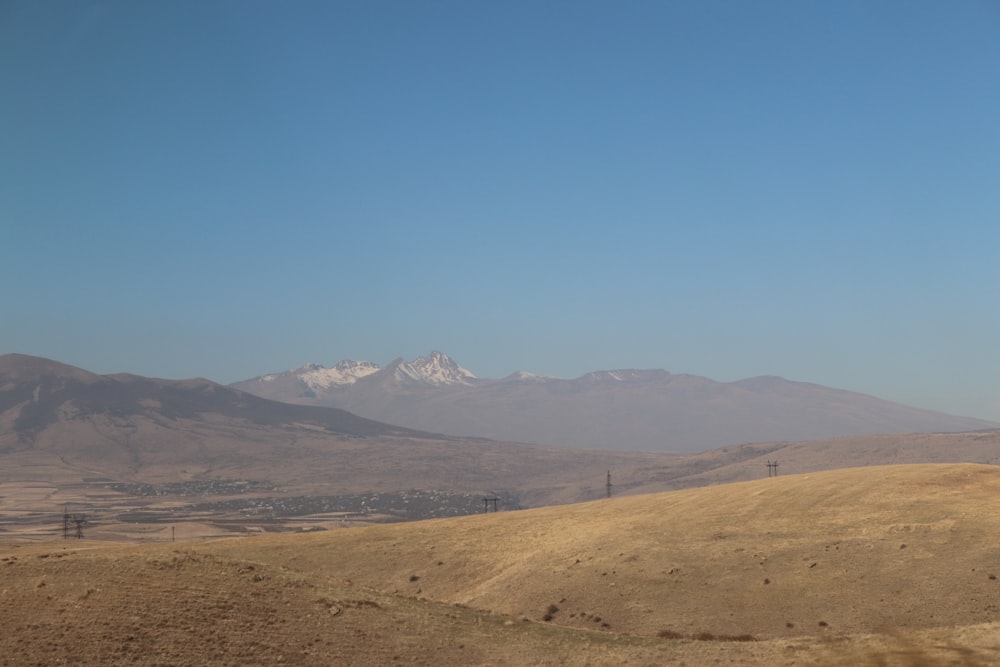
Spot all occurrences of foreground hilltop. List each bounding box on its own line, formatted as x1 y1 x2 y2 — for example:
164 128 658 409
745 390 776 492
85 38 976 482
5 464 1000 665
207 463 1000 640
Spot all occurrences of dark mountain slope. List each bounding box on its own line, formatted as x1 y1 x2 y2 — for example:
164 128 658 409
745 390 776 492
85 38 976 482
0 353 433 446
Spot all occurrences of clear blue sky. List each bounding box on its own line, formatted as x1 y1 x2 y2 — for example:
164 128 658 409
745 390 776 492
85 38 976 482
3 1 999 420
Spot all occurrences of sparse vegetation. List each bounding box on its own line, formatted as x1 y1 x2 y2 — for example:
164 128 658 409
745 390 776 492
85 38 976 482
4 464 1000 664
660 630 758 642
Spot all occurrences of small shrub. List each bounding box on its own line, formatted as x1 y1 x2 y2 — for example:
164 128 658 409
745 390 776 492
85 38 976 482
409 575 420 582
658 630 758 642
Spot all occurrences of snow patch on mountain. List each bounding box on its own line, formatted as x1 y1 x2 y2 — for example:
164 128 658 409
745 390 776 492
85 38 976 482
301 360 381 390
389 351 477 386
579 369 673 383
240 352 478 392
502 371 556 383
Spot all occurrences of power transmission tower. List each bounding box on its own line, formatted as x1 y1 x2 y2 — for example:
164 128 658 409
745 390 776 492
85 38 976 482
72 514 87 539
62 505 89 539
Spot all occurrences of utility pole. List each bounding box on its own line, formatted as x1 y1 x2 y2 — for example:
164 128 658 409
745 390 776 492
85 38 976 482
766 460 780 478
606 470 613 498
63 504 88 539
72 514 87 539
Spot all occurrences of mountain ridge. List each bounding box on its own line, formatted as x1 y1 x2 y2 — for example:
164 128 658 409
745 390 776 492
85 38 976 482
231 352 999 452
0 353 437 446
0 352 684 511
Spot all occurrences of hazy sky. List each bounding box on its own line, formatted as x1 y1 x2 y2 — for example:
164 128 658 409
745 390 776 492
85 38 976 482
3 1 999 421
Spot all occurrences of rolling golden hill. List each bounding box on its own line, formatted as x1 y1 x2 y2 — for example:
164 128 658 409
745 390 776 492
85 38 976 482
4 463 1000 665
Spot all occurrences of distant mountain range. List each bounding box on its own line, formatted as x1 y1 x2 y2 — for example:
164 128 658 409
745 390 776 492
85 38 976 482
0 353 678 508
231 351 999 452
3 353 1000 520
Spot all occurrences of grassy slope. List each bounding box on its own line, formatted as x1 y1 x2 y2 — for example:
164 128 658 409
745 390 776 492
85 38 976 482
206 463 1000 639
5 463 1000 666
0 544 784 666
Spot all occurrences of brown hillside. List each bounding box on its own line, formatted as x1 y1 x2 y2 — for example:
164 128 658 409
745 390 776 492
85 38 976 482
4 464 1000 665
620 429 1000 493
206 463 1000 640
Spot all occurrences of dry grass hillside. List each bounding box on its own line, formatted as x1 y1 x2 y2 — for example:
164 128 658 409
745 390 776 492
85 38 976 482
4 463 1000 665
621 429 1000 493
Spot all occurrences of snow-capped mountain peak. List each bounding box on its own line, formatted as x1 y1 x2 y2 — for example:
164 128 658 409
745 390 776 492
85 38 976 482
389 351 477 386
299 359 380 390
246 352 477 392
